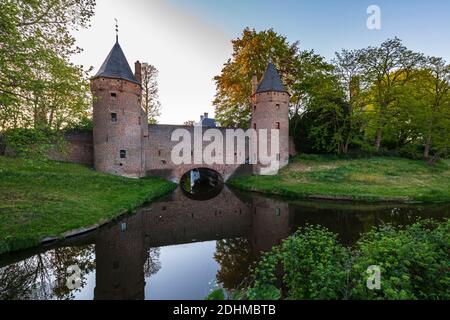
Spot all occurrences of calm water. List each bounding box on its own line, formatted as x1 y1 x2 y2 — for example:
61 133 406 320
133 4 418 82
0 187 448 300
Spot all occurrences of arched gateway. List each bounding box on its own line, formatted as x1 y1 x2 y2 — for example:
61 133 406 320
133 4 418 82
89 37 292 182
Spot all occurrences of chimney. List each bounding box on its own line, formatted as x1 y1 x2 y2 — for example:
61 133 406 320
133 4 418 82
134 61 142 83
252 72 258 95
204 112 208 119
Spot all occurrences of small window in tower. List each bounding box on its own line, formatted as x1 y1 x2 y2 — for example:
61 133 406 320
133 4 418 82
110 92 117 99
275 208 281 216
138 116 141 125
276 153 281 161
111 113 117 123
253 123 257 130
253 105 257 111
276 122 280 129
276 104 280 110
120 150 127 159
158 150 162 157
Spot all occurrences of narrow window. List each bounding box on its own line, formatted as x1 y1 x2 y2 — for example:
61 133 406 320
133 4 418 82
253 105 257 111
120 150 127 159
111 113 117 123
110 92 117 99
276 104 280 110
158 150 162 157
276 153 280 161
276 122 280 129
253 123 257 130
138 116 141 125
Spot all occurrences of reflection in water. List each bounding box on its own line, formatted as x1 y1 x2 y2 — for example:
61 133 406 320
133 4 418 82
0 187 448 300
180 168 224 200
0 246 95 300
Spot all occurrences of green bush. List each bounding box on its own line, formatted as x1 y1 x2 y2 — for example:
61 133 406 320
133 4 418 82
3 127 65 160
351 220 449 300
245 220 449 300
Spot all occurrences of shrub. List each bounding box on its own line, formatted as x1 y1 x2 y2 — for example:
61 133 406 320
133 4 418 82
3 127 65 160
251 225 351 300
351 219 450 300
245 220 449 300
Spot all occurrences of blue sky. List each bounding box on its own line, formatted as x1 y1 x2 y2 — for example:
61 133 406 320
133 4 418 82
74 0 450 124
170 0 450 61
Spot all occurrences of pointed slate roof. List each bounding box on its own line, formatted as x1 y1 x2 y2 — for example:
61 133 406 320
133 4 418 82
93 41 140 84
256 62 287 94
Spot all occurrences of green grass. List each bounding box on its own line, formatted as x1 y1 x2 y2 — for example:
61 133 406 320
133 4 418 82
229 154 450 203
0 156 176 254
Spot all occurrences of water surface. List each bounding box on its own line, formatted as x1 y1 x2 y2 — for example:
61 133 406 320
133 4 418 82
0 187 448 300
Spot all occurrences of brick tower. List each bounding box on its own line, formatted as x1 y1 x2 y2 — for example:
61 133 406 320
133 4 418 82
251 62 290 174
91 38 147 178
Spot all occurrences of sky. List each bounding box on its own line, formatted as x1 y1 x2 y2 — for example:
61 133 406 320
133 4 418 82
72 0 450 125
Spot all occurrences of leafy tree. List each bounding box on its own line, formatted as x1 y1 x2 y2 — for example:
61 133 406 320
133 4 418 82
0 0 95 131
332 49 368 154
416 58 450 160
358 38 424 150
141 63 161 124
213 28 301 128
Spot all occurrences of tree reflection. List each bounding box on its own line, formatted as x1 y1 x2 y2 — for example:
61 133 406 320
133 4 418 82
0 245 95 300
214 238 254 290
144 247 161 278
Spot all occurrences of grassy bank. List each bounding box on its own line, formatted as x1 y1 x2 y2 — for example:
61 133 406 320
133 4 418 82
0 156 176 254
229 155 450 203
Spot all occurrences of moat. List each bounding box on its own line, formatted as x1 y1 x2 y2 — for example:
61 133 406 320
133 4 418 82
0 186 449 300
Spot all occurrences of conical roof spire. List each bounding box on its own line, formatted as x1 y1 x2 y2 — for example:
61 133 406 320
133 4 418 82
256 62 287 94
93 41 140 84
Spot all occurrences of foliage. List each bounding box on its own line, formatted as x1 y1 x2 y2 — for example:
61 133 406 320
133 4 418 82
3 127 65 159
215 30 449 159
351 220 450 300
251 225 350 300
244 220 449 300
65 116 93 131
0 156 176 254
213 28 327 128
205 289 226 300
0 0 95 131
229 155 450 203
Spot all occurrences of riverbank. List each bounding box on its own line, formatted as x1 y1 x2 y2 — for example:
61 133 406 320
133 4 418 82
229 155 450 203
0 156 176 254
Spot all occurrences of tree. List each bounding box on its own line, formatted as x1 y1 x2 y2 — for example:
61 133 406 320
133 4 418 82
0 0 95 131
358 38 424 150
183 120 195 126
399 58 450 160
331 49 368 154
141 63 161 124
421 57 450 160
213 28 300 128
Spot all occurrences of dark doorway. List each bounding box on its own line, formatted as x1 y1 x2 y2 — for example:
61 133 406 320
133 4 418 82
180 168 224 201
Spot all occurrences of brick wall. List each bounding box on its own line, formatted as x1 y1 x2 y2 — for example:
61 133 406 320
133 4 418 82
49 130 94 166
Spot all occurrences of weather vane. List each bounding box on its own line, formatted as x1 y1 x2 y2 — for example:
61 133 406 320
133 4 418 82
115 18 119 42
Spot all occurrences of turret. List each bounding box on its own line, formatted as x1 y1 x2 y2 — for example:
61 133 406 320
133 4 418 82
91 40 147 178
251 62 290 174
